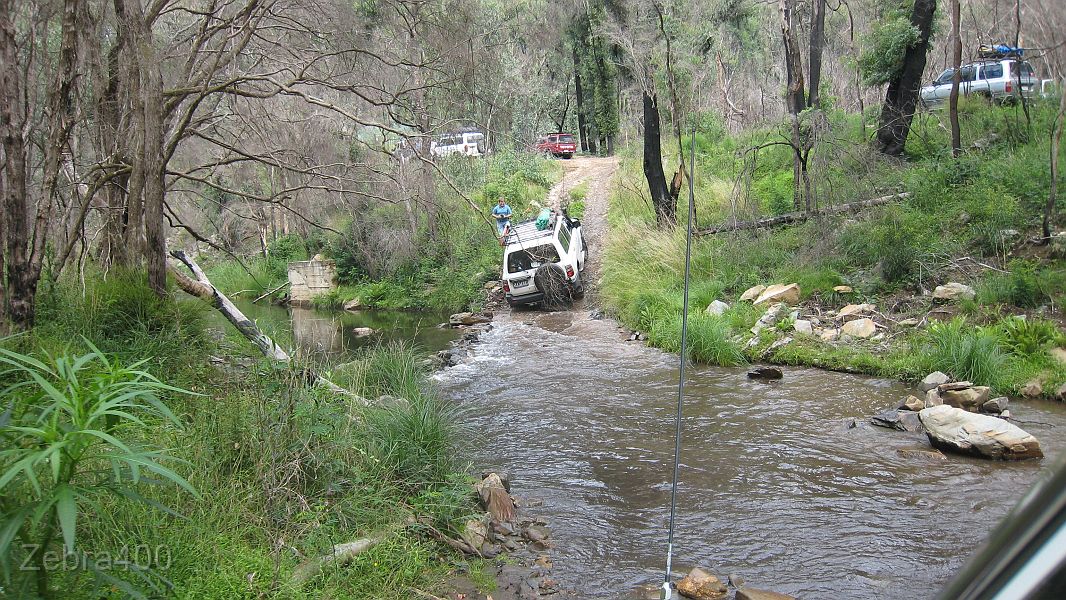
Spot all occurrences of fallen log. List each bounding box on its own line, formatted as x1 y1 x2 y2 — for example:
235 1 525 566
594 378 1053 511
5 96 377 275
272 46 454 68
168 250 369 405
697 192 909 235
291 532 387 585
168 250 290 361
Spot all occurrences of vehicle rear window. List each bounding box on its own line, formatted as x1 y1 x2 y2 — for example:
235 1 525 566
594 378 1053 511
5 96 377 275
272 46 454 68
559 134 574 143
1011 61 1035 76
558 224 571 252
507 245 559 273
981 64 1003 79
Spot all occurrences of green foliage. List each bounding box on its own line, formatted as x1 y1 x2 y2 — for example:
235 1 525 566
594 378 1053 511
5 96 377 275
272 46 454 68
566 182 589 219
858 15 920 86
837 205 944 286
976 262 1054 308
0 343 197 596
267 234 309 279
917 318 1009 387
34 270 208 372
994 317 1065 357
753 170 794 215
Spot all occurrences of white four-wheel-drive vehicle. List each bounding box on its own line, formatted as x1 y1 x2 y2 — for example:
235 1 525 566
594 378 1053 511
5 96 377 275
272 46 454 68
501 210 587 308
920 58 1037 108
430 130 486 158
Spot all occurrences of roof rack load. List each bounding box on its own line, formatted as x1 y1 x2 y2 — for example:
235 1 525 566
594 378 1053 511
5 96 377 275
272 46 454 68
503 213 556 246
978 44 1023 59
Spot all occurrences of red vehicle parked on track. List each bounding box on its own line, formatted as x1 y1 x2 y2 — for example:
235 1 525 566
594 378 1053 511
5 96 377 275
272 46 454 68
534 133 577 159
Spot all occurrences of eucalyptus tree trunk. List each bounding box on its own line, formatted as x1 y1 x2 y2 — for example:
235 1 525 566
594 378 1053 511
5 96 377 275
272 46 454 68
1046 82 1066 241
0 0 32 330
780 0 807 211
807 0 826 109
574 48 590 153
875 0 936 156
949 0 962 158
1013 0 1031 132
1 0 81 330
642 90 673 226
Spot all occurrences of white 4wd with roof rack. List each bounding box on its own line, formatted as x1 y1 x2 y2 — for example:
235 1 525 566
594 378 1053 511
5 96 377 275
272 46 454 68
920 57 1037 108
501 210 587 308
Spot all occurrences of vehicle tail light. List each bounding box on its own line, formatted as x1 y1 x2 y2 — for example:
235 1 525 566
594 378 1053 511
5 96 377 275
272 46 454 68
1006 81 1013 93
565 265 575 278
503 281 510 292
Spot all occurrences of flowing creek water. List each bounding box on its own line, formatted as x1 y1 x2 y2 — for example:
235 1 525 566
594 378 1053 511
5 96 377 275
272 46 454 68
220 303 1066 599
433 309 1066 599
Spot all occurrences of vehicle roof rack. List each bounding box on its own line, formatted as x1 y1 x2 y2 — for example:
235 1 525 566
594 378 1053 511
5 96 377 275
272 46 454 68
503 216 555 246
977 44 1023 59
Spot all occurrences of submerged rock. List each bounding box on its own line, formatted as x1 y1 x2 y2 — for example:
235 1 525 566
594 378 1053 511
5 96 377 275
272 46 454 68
871 409 924 433
352 326 375 337
896 445 947 461
747 367 783 380
919 405 1043 460
736 588 797 600
450 311 493 326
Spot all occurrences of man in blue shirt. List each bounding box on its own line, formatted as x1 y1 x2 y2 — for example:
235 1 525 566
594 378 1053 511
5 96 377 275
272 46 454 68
492 197 513 236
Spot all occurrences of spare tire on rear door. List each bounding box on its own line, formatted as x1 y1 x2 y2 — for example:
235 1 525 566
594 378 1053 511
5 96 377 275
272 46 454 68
534 263 571 309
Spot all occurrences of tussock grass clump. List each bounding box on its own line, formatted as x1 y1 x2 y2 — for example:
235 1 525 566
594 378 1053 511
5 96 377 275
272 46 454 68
34 269 209 373
917 317 1009 388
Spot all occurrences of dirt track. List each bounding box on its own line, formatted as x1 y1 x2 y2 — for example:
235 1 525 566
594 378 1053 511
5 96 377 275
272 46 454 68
544 155 618 302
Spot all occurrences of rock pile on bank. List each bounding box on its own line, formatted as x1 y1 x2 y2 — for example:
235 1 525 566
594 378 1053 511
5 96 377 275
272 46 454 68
870 371 1043 460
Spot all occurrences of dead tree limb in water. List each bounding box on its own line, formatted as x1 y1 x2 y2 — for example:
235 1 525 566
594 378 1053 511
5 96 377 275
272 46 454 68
696 193 909 236
168 250 291 361
168 250 369 404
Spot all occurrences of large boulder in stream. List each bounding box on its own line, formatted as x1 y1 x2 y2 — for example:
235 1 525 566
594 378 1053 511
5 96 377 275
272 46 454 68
939 385 991 412
918 405 1043 460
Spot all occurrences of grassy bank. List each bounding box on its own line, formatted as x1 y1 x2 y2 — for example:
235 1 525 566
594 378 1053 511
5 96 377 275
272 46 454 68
602 100 1066 397
1 274 490 599
203 150 560 313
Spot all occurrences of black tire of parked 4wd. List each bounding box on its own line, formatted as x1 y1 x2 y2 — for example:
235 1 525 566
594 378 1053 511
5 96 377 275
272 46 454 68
534 263 571 310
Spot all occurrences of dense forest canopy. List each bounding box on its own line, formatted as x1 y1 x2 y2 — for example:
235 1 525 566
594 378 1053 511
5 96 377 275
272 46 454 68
2 0 1064 329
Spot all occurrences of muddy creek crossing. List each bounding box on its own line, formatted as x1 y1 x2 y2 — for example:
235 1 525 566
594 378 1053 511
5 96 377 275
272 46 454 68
432 308 1066 599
